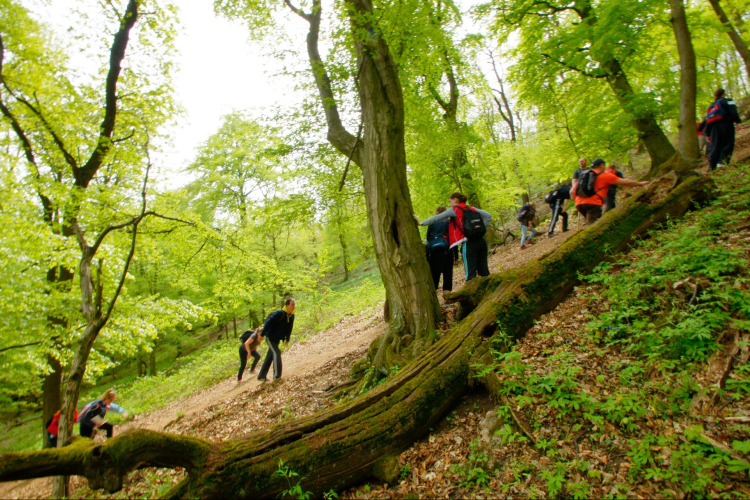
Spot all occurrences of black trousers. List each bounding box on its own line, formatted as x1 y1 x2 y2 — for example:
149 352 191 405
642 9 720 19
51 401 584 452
709 121 736 169
238 345 261 380
576 204 603 225
257 338 282 380
80 421 113 439
428 247 454 291
462 238 489 281
548 201 568 234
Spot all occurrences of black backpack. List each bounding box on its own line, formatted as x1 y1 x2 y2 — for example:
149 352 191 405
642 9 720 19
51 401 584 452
575 169 601 198
427 221 449 249
517 205 536 223
544 189 557 204
457 206 486 240
240 330 255 343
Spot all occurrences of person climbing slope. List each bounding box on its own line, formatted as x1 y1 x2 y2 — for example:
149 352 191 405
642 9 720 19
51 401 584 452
237 328 264 383
705 88 742 170
415 192 492 282
517 202 537 249
572 158 649 225
45 408 78 448
603 164 624 213
425 206 456 294
78 389 129 440
545 186 570 237
257 298 296 382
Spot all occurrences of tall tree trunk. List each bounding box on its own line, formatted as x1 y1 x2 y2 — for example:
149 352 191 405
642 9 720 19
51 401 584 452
149 349 157 377
670 0 701 162
707 0 750 82
348 0 440 356
41 354 62 449
286 0 440 370
601 58 678 175
0 175 715 499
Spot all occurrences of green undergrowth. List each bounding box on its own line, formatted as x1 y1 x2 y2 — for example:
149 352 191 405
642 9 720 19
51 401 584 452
473 165 750 498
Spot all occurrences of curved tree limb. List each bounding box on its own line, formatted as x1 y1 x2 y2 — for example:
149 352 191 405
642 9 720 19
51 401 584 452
285 0 362 165
74 0 139 188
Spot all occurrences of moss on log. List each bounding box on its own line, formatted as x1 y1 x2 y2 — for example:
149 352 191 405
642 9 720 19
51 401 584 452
0 176 715 499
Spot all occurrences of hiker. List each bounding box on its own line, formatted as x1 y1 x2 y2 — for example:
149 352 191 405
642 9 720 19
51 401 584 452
78 389 129 439
573 157 587 180
603 164 624 213
517 202 537 249
237 328 263 383
257 298 296 382
706 88 741 170
545 185 570 237
572 158 649 225
425 206 455 293
45 408 78 448
415 193 492 281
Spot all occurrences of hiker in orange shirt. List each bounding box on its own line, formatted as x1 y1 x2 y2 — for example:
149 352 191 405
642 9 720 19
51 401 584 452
572 159 649 225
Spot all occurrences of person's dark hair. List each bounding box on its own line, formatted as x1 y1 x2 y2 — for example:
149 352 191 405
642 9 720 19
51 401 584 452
436 206 447 213
449 192 468 203
715 88 725 99
591 158 606 168
284 297 295 306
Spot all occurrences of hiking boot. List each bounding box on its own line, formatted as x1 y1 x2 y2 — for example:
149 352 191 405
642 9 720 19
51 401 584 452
257 377 269 382
717 163 726 169
521 245 528 250
548 233 555 238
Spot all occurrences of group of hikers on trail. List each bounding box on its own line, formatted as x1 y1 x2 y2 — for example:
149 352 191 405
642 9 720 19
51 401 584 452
414 192 494 293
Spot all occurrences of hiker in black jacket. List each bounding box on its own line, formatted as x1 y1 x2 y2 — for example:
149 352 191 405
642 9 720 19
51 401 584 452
78 389 128 439
546 185 570 237
706 88 742 170
257 298 296 382
425 206 455 293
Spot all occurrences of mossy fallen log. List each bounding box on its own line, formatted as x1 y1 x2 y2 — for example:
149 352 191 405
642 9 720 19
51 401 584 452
0 176 715 499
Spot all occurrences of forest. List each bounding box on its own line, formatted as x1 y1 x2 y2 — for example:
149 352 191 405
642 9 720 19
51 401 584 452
0 0 750 497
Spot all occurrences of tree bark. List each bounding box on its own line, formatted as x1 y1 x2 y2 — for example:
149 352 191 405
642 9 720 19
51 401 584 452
707 0 750 82
670 0 701 162
0 175 715 499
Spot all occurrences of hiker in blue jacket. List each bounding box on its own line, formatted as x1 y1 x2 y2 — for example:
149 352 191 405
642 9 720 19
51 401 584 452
257 298 296 382
425 206 455 293
78 389 128 439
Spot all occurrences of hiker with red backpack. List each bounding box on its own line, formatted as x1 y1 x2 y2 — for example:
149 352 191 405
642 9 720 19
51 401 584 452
705 88 742 170
78 389 128 439
572 158 649 225
45 408 78 448
425 206 456 293
415 192 492 282
238 328 264 383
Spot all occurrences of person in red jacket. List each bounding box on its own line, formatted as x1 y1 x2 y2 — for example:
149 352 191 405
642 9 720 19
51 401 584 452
415 192 492 281
572 159 649 225
45 409 78 448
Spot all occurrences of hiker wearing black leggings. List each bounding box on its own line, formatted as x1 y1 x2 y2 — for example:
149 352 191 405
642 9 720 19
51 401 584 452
257 298 296 382
238 329 263 382
78 389 128 440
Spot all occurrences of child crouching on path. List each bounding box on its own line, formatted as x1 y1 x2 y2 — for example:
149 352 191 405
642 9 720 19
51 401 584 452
238 328 264 383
